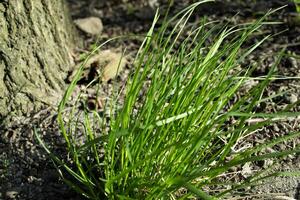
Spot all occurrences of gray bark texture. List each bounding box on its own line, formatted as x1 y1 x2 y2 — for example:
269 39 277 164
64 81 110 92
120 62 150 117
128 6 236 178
0 0 76 124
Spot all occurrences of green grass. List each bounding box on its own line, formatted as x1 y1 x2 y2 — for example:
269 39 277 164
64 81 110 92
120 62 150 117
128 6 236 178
294 0 300 13
36 1 300 199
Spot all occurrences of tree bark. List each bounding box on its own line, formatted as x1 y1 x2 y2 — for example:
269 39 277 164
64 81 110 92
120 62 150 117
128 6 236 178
0 0 77 123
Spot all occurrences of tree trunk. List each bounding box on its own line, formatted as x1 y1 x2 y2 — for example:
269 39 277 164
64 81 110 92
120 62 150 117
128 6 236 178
0 0 77 123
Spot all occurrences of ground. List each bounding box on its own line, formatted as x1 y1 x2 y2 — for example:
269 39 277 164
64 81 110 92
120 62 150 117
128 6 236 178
0 0 300 199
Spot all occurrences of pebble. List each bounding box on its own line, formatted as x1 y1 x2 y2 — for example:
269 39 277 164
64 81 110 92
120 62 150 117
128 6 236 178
241 79 258 92
74 17 103 35
287 57 298 69
273 124 280 132
285 93 298 104
6 190 19 199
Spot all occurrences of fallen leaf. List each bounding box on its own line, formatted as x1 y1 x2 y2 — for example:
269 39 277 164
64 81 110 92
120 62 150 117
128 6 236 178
68 49 127 83
100 50 127 82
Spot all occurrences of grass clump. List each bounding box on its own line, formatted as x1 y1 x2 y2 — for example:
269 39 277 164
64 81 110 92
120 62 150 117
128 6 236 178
36 1 300 199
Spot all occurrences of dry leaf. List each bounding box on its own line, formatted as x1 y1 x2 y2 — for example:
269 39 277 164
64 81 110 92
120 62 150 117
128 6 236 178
100 50 126 82
74 17 103 35
68 49 127 83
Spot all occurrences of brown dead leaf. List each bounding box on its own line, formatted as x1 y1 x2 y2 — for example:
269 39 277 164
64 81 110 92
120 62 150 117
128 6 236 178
68 49 127 83
74 17 103 35
100 50 127 82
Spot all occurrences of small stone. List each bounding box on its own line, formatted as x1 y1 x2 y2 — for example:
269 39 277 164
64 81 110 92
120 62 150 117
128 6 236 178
285 94 298 104
273 124 280 132
287 57 298 68
74 17 103 35
263 159 273 168
6 190 19 199
148 0 159 8
279 86 288 92
241 79 258 92
241 162 252 178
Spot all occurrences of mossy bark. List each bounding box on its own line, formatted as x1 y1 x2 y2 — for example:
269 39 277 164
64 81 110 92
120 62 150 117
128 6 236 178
0 0 77 123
